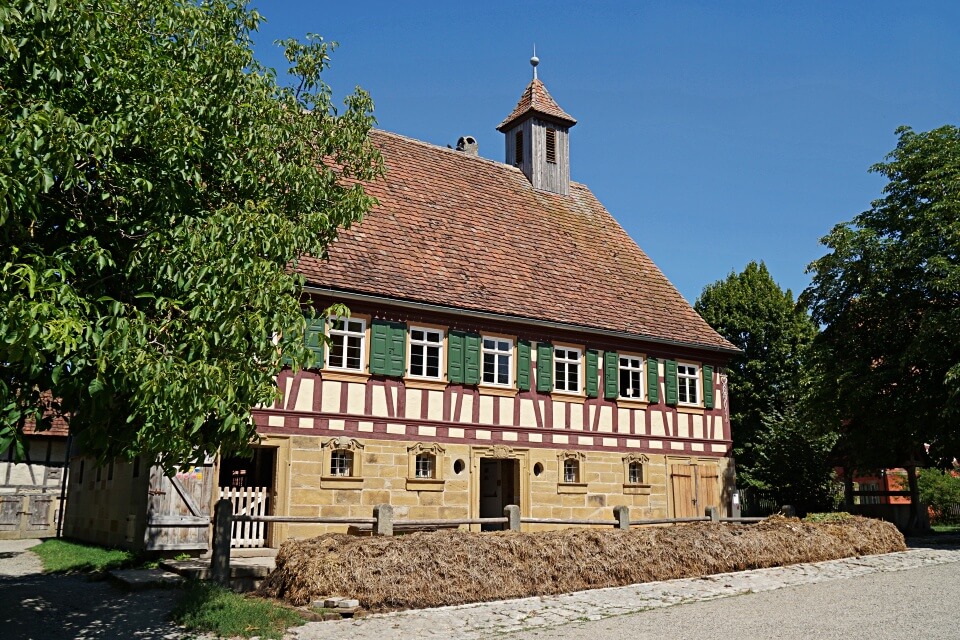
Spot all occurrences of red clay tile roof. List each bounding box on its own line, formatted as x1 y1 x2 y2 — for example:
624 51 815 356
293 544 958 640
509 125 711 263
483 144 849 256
298 130 736 353
23 393 69 437
497 79 577 131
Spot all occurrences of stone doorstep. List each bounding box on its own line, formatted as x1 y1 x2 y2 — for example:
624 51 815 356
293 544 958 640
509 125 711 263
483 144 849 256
160 558 273 580
108 568 184 591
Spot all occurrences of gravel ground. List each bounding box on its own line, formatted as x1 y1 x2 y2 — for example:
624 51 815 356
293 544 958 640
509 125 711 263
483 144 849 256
512 560 960 640
0 539 193 640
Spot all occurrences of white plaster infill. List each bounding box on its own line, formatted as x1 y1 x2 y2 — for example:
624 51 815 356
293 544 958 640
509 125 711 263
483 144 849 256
290 546 960 640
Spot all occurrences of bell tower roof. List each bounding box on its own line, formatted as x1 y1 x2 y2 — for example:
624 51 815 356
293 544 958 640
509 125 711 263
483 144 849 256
497 77 577 132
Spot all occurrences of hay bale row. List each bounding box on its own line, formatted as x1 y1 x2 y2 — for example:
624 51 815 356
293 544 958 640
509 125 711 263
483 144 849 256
257 515 905 610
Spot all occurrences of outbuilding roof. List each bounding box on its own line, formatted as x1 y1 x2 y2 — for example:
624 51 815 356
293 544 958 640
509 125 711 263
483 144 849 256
298 129 736 353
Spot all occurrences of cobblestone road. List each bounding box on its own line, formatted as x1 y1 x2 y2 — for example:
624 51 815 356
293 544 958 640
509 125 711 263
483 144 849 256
290 543 960 639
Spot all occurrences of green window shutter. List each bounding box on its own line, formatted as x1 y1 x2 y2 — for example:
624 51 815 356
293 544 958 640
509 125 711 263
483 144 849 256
665 359 678 406
647 357 659 403
703 365 714 409
604 351 619 399
585 349 599 398
448 331 465 384
464 333 481 385
386 322 406 377
304 315 325 369
517 340 531 391
536 343 553 392
370 320 390 375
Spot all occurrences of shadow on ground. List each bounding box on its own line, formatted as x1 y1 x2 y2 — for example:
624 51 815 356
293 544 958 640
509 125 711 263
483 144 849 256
0 572 187 640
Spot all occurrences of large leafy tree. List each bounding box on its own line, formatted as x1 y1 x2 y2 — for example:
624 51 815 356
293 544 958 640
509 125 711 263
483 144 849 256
1 1 381 467
695 262 819 492
802 125 960 475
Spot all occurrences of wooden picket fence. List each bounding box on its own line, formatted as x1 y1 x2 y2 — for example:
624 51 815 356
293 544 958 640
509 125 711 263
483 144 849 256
218 486 269 548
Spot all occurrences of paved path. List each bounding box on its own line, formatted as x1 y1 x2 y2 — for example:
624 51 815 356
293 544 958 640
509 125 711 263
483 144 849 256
0 539 191 640
290 543 960 639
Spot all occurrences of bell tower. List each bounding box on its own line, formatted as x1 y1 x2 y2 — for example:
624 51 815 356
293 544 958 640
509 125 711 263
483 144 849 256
497 53 577 196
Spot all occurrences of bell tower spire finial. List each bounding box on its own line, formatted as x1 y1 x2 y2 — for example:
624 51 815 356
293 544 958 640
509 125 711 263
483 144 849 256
530 45 539 80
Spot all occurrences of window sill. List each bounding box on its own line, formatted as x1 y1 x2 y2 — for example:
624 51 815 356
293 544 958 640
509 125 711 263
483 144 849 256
676 405 704 415
320 476 364 489
617 398 649 410
557 482 588 494
623 484 652 495
551 391 586 404
404 378 448 391
406 478 445 492
322 370 370 383
479 385 518 398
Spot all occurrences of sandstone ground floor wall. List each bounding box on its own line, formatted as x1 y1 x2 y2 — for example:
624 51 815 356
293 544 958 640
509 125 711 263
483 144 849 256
262 434 733 544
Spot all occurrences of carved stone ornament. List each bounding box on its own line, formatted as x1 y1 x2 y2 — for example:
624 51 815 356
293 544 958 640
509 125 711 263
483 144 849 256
408 442 446 456
491 445 513 459
324 437 363 451
558 450 585 462
623 453 649 465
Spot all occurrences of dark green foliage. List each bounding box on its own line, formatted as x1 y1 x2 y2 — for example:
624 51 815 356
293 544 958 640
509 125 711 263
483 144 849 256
917 469 960 524
30 539 133 573
802 125 960 469
696 261 818 488
0 1 380 467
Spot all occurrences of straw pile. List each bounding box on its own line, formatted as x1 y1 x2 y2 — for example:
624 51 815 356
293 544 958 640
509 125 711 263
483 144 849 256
257 515 905 610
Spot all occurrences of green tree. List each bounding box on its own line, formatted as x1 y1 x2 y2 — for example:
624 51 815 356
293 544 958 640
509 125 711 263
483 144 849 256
0 1 381 467
695 261 819 490
802 125 960 476
915 470 960 525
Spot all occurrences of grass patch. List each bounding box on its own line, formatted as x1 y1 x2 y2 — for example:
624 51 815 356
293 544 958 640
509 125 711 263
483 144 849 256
803 512 854 523
172 581 303 639
931 523 960 533
30 539 134 574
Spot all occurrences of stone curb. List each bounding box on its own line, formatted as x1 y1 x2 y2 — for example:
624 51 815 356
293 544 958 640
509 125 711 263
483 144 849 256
289 546 960 640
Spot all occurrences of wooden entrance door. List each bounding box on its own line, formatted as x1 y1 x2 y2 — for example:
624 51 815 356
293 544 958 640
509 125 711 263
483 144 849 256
670 463 720 518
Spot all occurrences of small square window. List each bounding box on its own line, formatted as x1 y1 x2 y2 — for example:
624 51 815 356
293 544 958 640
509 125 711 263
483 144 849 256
628 461 643 484
563 458 579 483
415 454 434 479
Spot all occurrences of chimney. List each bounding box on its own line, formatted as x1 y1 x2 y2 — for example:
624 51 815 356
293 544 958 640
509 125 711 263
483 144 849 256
455 135 479 156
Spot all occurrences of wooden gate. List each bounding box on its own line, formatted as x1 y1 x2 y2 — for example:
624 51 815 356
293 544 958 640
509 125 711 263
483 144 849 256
670 463 720 518
0 493 58 539
220 486 269 548
144 463 214 551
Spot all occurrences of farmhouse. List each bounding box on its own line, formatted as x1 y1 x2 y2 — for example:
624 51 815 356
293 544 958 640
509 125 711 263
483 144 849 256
63 64 739 551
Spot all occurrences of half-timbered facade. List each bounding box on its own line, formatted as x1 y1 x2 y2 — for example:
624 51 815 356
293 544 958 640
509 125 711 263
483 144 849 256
252 72 740 544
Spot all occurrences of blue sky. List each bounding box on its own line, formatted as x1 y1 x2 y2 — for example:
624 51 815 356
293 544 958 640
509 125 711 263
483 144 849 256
251 1 960 304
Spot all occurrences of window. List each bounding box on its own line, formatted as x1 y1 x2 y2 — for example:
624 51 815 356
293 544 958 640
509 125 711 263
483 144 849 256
545 128 557 164
482 337 513 386
619 356 644 399
415 453 434 479
515 130 523 165
628 461 643 484
329 450 353 477
409 327 443 379
554 347 582 393
563 458 579 483
677 363 700 405
327 317 365 371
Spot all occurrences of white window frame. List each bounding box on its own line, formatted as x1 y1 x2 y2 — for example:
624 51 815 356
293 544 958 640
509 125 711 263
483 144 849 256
618 355 644 400
329 449 353 477
563 458 579 483
628 461 643 484
481 336 513 387
415 453 435 479
326 317 366 372
677 362 700 406
554 346 582 394
408 326 444 380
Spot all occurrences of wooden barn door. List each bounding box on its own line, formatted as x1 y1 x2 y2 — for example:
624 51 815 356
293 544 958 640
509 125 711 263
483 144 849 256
671 463 722 518
670 464 698 518
144 463 214 551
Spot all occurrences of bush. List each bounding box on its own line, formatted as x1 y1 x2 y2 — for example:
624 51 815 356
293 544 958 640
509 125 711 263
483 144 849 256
918 470 960 524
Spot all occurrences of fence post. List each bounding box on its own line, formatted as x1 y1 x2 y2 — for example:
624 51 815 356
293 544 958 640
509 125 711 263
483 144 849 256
211 498 232 587
504 504 521 532
705 505 720 522
373 504 394 536
781 505 796 518
613 505 630 530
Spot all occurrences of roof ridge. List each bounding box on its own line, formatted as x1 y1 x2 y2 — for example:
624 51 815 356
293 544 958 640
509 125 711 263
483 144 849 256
372 129 523 173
